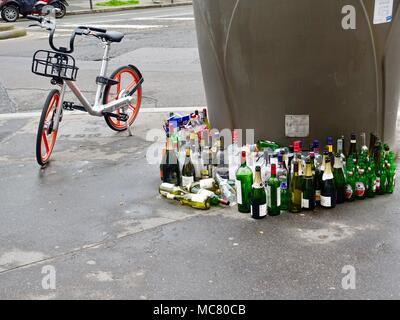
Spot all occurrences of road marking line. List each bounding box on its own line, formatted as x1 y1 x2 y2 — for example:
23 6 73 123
132 17 194 21
60 24 165 29
0 107 206 120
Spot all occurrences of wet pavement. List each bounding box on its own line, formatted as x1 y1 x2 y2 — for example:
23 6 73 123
0 111 399 299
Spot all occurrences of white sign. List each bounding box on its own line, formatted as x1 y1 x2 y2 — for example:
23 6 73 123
373 0 394 24
285 115 310 138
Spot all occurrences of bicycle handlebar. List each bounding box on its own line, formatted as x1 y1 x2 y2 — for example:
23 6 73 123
27 15 108 54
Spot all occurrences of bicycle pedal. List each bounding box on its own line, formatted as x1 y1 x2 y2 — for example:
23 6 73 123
118 113 129 122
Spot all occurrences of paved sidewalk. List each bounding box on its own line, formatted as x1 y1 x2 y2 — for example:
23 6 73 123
0 110 399 299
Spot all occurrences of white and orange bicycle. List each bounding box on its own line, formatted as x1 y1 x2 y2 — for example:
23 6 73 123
28 9 144 166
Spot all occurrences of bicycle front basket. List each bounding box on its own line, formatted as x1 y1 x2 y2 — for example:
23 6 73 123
32 50 79 81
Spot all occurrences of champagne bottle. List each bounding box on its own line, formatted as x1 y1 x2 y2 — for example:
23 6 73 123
369 133 377 157
160 191 211 210
267 164 281 216
337 137 346 174
236 151 253 213
326 136 335 165
344 167 356 202
348 133 358 161
366 161 377 198
289 161 302 213
333 154 346 204
181 148 196 189
191 178 219 192
302 159 315 210
360 132 369 156
386 150 396 194
277 154 289 211
321 158 336 209
355 167 367 200
251 166 267 219
161 134 181 186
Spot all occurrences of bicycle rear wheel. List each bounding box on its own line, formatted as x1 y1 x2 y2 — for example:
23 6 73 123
103 65 142 132
36 89 60 166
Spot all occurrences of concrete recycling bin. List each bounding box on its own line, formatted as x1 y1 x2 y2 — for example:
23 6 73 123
193 0 400 150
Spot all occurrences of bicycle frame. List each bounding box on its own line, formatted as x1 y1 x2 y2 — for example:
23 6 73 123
52 42 135 131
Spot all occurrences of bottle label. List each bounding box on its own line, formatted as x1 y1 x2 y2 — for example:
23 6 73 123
320 196 332 207
200 179 214 189
315 190 321 202
355 182 366 197
267 186 281 207
235 179 243 205
198 189 214 198
166 194 175 200
251 204 267 218
344 184 353 199
190 194 207 203
302 198 310 209
376 177 381 189
182 176 194 189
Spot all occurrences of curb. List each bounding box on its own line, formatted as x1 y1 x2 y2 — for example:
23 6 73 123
66 2 193 16
0 24 14 32
0 27 27 40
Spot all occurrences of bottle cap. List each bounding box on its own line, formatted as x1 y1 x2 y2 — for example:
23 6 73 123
241 151 246 159
351 133 357 141
327 136 333 145
294 141 302 153
271 164 277 175
255 166 261 172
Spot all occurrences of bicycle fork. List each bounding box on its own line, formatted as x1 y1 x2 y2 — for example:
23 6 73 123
53 82 67 132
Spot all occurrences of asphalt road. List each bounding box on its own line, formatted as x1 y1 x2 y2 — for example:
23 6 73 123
0 5 205 113
1 6 400 300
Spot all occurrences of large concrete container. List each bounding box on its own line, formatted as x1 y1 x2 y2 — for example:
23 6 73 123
193 0 400 150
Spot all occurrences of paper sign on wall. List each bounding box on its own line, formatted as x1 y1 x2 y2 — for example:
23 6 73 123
373 0 394 24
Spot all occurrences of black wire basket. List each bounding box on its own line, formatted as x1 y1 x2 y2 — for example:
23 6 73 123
32 50 79 81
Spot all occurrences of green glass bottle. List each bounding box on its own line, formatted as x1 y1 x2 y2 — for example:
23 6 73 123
366 159 377 198
321 158 336 209
256 140 280 152
302 159 315 210
251 166 267 219
386 150 396 194
277 154 289 211
236 151 253 213
377 159 388 195
267 164 281 216
160 191 211 210
355 167 367 200
333 153 346 204
348 133 358 161
289 161 302 213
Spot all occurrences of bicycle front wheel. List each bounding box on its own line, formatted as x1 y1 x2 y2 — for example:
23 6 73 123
36 90 60 166
103 65 143 132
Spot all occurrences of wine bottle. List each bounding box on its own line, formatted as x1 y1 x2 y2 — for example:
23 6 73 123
189 184 229 206
386 150 396 194
181 148 196 189
215 173 237 206
321 158 336 209
369 133 377 157
289 161 302 213
366 161 377 198
191 178 219 192
202 108 211 130
333 153 346 204
161 134 181 186
215 136 229 179
159 183 187 195
326 136 335 165
251 166 267 219
256 140 280 152
302 158 315 210
360 132 369 156
267 164 281 216
228 130 240 181
236 151 253 213
337 137 346 173
160 191 211 210
277 153 289 211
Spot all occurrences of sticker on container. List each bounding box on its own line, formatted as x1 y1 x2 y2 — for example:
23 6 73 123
373 0 393 24
200 178 213 189
320 196 332 207
345 184 353 199
235 180 243 204
190 194 207 203
302 198 310 209
285 115 310 138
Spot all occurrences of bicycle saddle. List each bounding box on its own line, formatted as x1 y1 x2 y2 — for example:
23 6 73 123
97 31 125 43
